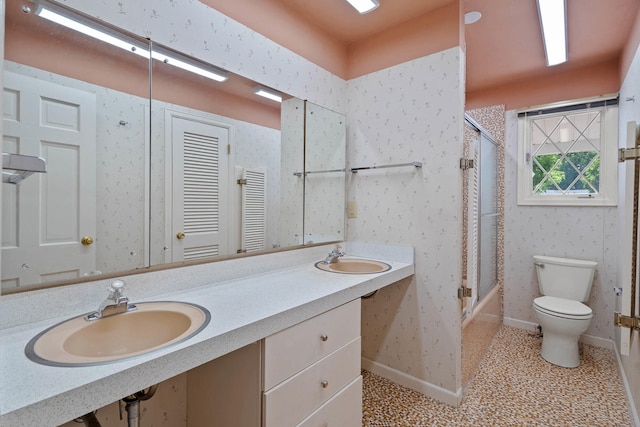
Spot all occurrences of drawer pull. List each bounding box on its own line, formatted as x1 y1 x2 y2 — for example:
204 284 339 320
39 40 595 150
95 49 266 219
320 380 329 388
320 334 328 342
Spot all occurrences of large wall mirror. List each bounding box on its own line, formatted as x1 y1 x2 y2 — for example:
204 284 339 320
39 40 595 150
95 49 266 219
1 0 346 294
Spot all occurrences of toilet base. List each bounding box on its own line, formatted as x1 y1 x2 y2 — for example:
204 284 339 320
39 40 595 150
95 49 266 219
534 304 591 368
539 329 581 368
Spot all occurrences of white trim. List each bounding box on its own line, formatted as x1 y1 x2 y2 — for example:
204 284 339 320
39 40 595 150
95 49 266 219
361 357 462 407
613 341 640 427
503 317 613 349
503 316 539 331
163 108 235 262
515 93 619 115
517 104 618 206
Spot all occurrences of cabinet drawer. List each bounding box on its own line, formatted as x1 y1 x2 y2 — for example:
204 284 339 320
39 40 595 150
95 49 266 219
263 337 360 427
263 299 360 390
297 375 362 427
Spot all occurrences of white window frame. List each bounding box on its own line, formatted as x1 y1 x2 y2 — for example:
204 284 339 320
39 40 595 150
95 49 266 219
517 97 618 206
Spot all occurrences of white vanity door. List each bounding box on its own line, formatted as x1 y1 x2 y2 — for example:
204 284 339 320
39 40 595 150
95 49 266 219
2 72 97 288
169 114 230 261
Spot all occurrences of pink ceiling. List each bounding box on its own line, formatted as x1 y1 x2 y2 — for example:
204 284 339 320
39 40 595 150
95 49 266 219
205 0 640 100
463 0 640 92
277 0 453 44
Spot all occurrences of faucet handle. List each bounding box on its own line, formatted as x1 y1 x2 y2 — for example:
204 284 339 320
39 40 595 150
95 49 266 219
108 279 126 299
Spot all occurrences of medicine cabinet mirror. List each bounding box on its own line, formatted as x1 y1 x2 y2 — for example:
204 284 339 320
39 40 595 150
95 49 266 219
1 0 346 294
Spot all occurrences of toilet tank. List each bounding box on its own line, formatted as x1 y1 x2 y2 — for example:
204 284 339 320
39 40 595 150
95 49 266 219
533 255 597 302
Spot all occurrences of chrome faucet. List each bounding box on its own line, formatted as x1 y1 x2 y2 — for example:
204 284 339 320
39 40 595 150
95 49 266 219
85 279 137 321
323 246 345 264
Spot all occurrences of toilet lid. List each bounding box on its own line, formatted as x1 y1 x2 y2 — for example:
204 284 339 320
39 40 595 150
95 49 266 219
534 296 592 318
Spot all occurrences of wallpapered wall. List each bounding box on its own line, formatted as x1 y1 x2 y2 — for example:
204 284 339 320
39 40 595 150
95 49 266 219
59 0 347 114
304 102 346 243
279 97 305 247
48 0 465 407
5 61 282 274
351 49 465 401
503 111 618 342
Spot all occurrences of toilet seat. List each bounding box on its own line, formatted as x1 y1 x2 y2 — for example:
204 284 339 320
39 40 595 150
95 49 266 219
533 296 593 320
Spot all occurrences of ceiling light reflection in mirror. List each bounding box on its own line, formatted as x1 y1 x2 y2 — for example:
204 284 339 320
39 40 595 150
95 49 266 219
1 0 314 294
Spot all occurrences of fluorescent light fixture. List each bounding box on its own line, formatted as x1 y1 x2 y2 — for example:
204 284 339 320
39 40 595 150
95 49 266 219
35 1 228 82
536 0 567 66
345 0 380 14
35 5 148 58
151 50 228 82
253 86 282 103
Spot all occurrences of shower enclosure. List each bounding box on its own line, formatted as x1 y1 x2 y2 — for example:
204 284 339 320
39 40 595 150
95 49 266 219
461 114 502 390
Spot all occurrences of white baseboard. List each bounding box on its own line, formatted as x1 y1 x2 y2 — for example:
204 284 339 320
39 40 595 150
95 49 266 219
362 357 461 407
503 316 538 331
613 343 640 427
503 317 612 349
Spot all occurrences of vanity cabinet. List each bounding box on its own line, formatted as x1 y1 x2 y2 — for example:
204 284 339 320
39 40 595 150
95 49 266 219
262 299 362 426
186 299 362 427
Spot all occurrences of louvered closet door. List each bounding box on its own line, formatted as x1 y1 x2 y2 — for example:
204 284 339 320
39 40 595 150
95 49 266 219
241 168 266 253
171 117 229 261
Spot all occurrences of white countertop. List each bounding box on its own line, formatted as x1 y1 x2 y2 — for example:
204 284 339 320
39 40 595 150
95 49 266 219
0 243 413 426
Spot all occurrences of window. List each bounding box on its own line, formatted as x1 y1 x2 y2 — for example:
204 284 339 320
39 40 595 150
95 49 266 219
517 98 618 206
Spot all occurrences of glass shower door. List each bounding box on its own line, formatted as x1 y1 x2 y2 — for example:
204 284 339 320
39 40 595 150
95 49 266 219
479 134 498 300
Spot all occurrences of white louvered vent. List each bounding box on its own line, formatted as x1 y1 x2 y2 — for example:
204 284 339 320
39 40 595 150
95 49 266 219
241 168 266 252
184 245 219 260
183 131 219 235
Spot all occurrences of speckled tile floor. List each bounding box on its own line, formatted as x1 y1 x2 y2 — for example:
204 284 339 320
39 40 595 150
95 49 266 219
363 326 633 427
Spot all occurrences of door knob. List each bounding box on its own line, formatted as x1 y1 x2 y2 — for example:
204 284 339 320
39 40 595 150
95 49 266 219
81 236 94 246
176 232 186 240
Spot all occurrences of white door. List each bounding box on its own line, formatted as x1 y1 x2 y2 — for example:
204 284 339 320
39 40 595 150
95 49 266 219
170 115 230 261
2 72 97 288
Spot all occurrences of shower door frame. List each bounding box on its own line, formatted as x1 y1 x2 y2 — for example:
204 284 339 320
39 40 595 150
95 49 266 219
463 116 499 318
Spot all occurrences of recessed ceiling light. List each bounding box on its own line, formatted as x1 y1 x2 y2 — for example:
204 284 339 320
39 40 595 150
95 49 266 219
464 11 482 25
345 0 380 14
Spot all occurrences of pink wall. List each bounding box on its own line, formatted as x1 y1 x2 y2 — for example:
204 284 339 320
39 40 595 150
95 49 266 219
200 0 348 78
468 8 640 111
466 59 620 111
6 5 281 130
202 0 460 81
347 2 460 79
620 7 640 83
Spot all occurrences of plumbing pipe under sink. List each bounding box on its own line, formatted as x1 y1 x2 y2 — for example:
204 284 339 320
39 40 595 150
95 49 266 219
121 385 158 427
75 385 158 427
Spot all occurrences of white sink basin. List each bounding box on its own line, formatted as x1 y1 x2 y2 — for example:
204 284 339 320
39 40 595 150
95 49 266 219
25 301 210 367
314 258 391 274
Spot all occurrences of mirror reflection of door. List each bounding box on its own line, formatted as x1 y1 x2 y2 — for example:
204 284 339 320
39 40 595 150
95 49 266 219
169 114 230 261
2 72 97 289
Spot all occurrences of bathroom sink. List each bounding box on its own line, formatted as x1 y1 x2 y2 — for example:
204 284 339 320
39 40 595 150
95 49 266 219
25 301 210 367
314 258 391 274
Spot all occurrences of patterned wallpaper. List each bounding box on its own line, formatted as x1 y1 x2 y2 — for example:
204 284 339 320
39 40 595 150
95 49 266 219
6 62 282 273
304 102 346 243
351 49 465 397
58 0 347 114
279 98 305 246
5 61 148 274
503 111 618 341
149 101 282 263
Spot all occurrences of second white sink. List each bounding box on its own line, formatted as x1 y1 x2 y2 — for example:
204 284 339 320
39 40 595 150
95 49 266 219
315 258 391 274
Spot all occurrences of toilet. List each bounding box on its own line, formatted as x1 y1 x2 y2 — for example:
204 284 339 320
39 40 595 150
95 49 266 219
532 255 597 368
